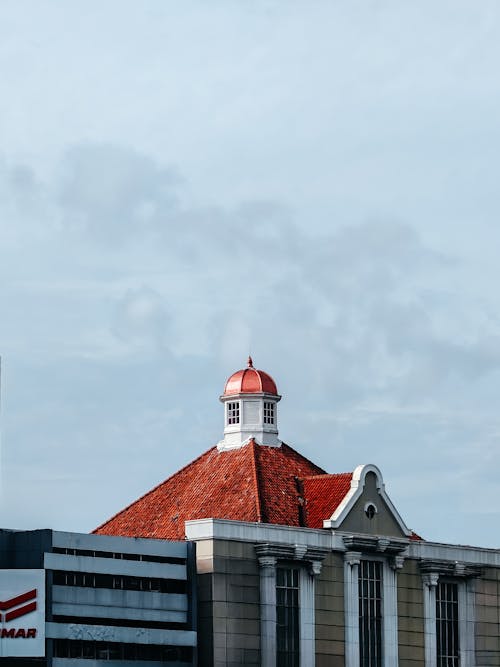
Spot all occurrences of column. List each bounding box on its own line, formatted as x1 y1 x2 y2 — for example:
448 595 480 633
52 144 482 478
258 555 277 667
383 556 404 667
458 579 476 667
422 572 439 667
299 561 322 667
344 551 362 667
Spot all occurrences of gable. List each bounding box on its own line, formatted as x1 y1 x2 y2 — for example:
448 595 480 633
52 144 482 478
323 464 411 538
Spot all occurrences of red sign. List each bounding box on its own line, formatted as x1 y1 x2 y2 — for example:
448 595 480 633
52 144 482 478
0 589 37 623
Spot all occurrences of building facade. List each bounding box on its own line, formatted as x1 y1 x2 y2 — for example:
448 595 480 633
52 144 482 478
0 529 197 666
91 358 500 667
96 359 500 667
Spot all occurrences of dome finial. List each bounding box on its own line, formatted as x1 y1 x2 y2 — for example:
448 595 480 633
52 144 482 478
247 355 253 368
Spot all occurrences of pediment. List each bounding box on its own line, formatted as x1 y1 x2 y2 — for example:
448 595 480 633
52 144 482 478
323 464 411 538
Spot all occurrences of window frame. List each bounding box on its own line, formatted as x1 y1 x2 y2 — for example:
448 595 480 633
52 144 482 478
436 579 460 667
358 559 383 667
276 564 300 667
226 401 240 426
263 401 275 425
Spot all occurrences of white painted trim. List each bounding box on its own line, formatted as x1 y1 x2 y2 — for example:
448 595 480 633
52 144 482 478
459 580 476 667
217 435 282 451
343 551 361 667
299 568 316 667
185 518 342 550
422 576 476 667
323 464 411 537
382 560 399 667
185 518 500 566
258 556 277 667
409 540 500 567
364 501 378 516
219 392 281 450
422 573 438 667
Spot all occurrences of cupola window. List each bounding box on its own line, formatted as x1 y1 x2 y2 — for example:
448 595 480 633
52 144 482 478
263 401 275 425
227 401 240 425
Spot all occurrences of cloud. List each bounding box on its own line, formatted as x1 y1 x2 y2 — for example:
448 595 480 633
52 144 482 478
0 144 499 546
111 286 170 351
57 144 180 244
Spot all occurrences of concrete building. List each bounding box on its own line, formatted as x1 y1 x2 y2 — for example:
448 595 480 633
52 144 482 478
0 529 197 666
90 358 500 667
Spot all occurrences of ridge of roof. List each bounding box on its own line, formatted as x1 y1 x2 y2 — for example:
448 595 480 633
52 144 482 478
249 439 264 523
301 472 352 480
93 445 217 534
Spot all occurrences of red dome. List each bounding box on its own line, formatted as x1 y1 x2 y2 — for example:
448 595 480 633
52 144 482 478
223 357 278 396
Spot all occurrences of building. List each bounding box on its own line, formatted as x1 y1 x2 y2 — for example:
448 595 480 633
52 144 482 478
91 357 500 667
0 529 197 666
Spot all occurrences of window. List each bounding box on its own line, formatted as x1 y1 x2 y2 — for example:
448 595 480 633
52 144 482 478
264 401 275 425
359 560 383 667
227 401 240 425
53 640 193 662
436 581 459 667
276 567 300 667
52 570 186 594
364 503 377 520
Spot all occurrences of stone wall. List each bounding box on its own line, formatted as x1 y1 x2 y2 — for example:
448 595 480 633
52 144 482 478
397 558 425 665
196 535 500 667
315 551 345 667
475 567 500 666
196 539 261 667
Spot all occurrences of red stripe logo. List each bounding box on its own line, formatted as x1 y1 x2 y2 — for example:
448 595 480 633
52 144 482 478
0 589 37 623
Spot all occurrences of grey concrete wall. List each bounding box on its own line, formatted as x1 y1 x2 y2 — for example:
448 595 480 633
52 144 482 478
475 567 500 666
397 559 425 666
195 539 260 667
52 586 187 623
338 472 406 537
0 529 197 666
212 540 260 667
315 551 345 667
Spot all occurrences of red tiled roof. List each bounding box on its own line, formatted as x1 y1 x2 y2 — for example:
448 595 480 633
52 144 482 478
94 440 423 541
94 440 326 540
410 531 423 541
301 473 353 529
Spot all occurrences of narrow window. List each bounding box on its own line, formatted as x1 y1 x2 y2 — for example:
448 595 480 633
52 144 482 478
276 566 300 667
436 581 459 667
264 401 275 424
227 401 240 425
359 560 383 667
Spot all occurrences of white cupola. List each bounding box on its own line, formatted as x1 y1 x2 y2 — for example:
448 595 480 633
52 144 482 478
218 357 281 451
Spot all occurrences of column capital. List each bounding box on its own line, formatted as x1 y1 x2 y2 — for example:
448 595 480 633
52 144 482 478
390 555 405 571
258 555 277 569
309 560 322 577
294 544 308 560
422 572 439 588
344 550 362 567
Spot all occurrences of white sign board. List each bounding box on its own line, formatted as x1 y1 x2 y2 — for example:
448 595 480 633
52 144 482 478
0 570 45 657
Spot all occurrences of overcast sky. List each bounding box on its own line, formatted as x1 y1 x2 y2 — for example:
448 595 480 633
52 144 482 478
0 1 499 548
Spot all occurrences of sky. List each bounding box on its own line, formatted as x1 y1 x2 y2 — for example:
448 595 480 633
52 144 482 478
0 1 499 548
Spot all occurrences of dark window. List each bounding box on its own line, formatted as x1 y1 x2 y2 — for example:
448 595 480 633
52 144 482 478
365 504 376 520
359 560 383 667
276 567 300 667
53 639 193 662
52 570 186 594
51 546 185 565
227 401 240 425
436 581 459 667
264 401 275 425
